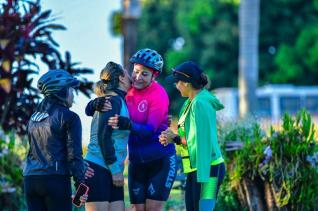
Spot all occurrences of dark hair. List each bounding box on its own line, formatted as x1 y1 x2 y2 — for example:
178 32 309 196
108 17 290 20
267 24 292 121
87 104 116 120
191 73 209 89
99 62 124 92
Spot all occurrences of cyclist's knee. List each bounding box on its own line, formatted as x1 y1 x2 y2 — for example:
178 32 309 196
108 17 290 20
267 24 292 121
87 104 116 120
145 199 164 211
131 203 145 211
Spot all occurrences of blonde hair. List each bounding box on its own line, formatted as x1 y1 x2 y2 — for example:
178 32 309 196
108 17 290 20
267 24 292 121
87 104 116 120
93 80 106 97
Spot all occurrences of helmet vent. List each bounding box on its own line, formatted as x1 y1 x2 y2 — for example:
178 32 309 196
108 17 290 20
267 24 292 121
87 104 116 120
129 48 163 73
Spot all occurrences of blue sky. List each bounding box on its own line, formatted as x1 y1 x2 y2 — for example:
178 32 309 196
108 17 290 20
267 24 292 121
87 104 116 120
40 0 122 145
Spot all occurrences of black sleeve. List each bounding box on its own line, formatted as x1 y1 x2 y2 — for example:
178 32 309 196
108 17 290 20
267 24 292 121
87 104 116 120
85 100 95 116
85 97 109 116
65 112 86 187
97 96 122 165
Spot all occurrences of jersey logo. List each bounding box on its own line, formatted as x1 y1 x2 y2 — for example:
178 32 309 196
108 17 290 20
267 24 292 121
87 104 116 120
133 188 140 195
148 183 156 195
138 100 148 112
165 155 176 188
31 112 49 122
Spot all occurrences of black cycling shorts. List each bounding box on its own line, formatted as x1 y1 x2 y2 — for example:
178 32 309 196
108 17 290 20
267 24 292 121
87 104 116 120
24 175 72 211
128 154 177 204
85 160 124 202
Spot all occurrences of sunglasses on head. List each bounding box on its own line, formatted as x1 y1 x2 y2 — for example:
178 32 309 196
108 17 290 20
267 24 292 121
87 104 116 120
173 70 191 78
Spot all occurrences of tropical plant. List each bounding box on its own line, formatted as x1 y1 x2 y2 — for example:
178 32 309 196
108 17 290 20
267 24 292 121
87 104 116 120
260 110 318 210
219 110 318 210
0 0 93 135
219 117 267 210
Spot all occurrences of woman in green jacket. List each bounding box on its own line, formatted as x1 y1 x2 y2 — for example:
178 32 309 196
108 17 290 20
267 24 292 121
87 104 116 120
159 61 225 211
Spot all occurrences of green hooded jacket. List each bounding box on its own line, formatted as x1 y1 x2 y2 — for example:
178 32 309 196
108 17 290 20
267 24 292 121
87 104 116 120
178 89 224 182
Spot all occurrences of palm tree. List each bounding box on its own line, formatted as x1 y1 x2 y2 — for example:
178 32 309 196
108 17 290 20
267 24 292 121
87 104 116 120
238 1 264 210
238 0 260 118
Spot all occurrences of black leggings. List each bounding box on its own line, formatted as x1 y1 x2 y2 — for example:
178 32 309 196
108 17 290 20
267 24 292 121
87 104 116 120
24 175 72 211
185 163 226 211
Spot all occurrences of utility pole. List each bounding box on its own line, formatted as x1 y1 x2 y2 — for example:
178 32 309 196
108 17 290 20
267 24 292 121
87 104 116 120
122 0 141 72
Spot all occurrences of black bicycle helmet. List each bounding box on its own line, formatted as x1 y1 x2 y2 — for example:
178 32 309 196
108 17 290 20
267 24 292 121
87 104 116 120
129 48 163 73
37 69 80 96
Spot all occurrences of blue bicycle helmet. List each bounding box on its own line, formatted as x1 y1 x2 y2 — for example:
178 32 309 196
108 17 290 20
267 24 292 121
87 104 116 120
129 48 163 73
37 69 80 96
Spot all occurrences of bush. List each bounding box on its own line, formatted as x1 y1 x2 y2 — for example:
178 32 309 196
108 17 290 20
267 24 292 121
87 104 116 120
217 117 265 210
0 128 27 210
218 110 318 210
260 110 318 210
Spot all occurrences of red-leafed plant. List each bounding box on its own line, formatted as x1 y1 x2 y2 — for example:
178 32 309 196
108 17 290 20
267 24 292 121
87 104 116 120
0 0 93 135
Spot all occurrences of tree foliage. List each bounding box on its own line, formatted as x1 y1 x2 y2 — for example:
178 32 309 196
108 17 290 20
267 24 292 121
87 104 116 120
0 0 93 135
113 0 318 114
111 1 316 92
134 0 238 87
133 0 318 86
134 0 239 114
272 26 318 84
259 0 318 84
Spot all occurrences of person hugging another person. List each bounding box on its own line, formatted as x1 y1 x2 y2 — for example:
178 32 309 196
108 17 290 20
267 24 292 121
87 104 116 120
86 49 177 211
84 62 131 211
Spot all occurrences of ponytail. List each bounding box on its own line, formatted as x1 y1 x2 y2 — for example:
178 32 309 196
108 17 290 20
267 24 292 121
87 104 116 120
99 61 124 91
200 73 208 87
191 73 209 89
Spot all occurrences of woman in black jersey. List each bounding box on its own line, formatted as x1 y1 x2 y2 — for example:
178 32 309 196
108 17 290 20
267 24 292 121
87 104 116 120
23 70 88 210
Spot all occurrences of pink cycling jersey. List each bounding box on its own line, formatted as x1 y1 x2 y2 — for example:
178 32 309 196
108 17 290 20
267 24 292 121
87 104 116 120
126 81 175 163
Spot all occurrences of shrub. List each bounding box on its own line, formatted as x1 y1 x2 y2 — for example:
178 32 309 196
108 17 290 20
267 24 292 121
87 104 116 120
218 110 318 210
260 110 318 210
0 128 27 210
